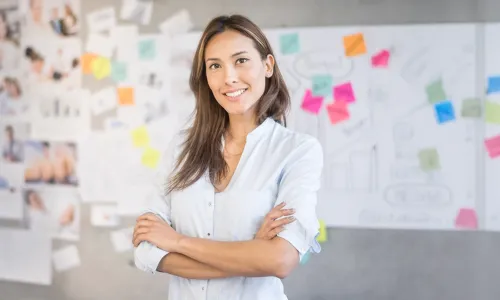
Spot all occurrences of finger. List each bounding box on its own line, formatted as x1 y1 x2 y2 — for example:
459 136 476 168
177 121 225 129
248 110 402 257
133 227 150 241
268 226 286 238
136 220 154 228
267 208 295 221
137 213 161 222
271 216 296 228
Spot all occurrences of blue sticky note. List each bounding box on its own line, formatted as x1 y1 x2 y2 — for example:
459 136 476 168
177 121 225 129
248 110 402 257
111 61 127 82
434 100 456 124
279 33 300 55
138 39 156 60
487 76 500 94
300 251 311 265
312 74 333 97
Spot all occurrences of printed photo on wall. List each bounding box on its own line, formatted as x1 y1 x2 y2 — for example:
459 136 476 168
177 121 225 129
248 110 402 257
0 121 29 164
23 187 80 241
0 161 24 220
0 2 21 72
24 140 78 186
0 73 29 119
20 0 80 38
20 36 81 88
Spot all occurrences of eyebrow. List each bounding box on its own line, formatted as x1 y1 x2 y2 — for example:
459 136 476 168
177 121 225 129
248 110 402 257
206 51 248 62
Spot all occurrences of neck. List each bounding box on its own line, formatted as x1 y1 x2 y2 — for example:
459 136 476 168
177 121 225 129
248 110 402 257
226 113 258 143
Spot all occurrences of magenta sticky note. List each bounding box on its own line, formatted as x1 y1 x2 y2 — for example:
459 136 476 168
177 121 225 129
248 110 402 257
333 82 356 103
371 50 390 68
455 208 478 229
300 89 324 115
326 101 350 125
484 134 500 159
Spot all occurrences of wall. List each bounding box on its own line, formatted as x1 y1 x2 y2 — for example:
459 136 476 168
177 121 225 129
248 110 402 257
2 0 500 300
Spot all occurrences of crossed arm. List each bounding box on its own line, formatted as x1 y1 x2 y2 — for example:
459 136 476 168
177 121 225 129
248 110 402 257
133 203 298 280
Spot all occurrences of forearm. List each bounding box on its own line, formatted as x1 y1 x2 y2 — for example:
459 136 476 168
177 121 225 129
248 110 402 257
176 237 294 278
157 252 235 280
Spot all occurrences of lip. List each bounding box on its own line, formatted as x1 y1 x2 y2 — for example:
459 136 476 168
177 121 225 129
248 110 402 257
223 88 248 102
222 88 247 94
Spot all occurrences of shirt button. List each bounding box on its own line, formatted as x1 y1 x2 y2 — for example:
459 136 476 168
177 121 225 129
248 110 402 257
208 202 212 206
202 287 205 291
207 233 211 236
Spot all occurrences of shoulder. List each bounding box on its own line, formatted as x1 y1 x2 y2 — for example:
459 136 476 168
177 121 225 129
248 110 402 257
270 121 323 159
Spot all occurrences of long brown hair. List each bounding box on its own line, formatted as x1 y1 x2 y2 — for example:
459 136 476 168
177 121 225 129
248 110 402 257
166 15 290 194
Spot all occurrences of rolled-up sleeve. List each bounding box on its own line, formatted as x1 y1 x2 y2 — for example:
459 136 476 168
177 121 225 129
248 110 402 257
134 137 178 274
276 137 324 261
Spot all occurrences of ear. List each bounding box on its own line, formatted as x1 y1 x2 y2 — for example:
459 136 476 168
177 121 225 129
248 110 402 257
264 54 275 78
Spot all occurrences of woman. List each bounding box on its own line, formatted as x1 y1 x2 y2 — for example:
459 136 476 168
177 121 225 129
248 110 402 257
132 15 323 299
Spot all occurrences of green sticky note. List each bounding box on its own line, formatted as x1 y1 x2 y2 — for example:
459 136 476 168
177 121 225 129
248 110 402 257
426 79 447 104
312 74 333 97
279 33 300 55
485 100 500 124
139 39 156 60
111 61 127 82
461 98 482 118
418 148 440 171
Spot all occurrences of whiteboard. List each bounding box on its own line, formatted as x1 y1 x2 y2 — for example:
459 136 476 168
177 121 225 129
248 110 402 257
484 23 500 230
168 23 481 231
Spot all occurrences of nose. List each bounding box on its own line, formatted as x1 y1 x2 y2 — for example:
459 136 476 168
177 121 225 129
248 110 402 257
224 65 238 85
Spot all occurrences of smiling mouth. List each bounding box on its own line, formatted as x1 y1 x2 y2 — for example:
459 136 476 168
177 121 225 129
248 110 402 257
224 88 248 98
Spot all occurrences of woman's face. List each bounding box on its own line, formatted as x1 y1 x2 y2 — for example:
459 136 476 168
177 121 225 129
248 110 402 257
30 0 44 24
204 29 274 119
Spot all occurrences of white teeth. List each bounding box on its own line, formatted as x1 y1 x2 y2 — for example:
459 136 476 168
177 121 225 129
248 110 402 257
225 89 246 97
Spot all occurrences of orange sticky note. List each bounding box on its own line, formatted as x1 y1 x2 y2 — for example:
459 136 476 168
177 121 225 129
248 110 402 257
316 220 328 243
130 125 150 148
343 33 367 57
141 146 161 169
117 87 134 106
81 53 97 74
455 208 477 229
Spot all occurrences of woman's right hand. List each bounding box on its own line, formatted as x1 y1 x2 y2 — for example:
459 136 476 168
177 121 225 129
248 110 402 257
255 202 296 240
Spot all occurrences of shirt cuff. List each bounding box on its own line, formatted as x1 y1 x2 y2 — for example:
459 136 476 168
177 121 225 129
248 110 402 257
147 247 169 274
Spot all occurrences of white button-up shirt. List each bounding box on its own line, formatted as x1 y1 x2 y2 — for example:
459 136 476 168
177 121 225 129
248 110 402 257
134 117 323 300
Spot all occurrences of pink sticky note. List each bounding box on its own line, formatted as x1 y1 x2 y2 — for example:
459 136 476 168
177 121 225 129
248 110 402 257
333 82 356 103
455 208 478 229
371 50 390 68
326 101 350 125
485 135 500 159
300 89 324 115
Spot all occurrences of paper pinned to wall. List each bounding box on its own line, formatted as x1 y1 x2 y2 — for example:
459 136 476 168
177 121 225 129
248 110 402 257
120 0 153 25
0 191 23 221
91 205 120 227
110 227 134 252
52 245 81 273
0 228 52 285
86 33 115 58
158 9 193 37
86 6 116 33
110 25 139 62
90 86 118 115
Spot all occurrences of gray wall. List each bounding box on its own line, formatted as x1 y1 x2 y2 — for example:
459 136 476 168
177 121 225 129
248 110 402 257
2 0 500 299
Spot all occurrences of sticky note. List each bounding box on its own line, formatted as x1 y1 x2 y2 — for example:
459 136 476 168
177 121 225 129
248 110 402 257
487 75 500 94
52 245 81 273
311 74 333 97
301 89 324 114
461 98 482 118
111 61 128 82
141 146 161 169
485 100 500 124
326 101 350 125
434 100 456 124
299 251 311 265
131 125 150 147
316 220 328 243
426 79 447 104
333 82 356 103
138 38 156 60
81 53 97 74
418 148 440 171
371 49 390 68
90 56 111 80
279 33 300 55
117 87 134 106
343 33 367 57
454 208 477 229
484 134 500 159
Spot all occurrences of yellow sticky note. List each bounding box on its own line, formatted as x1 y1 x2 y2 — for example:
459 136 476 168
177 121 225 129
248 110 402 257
131 126 150 148
316 220 328 243
142 147 161 169
485 100 500 124
90 56 111 80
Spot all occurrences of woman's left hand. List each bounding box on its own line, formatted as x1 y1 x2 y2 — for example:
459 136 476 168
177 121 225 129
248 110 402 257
132 213 182 252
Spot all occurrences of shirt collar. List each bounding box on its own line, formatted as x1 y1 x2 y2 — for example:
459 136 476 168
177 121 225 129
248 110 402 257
222 117 275 147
